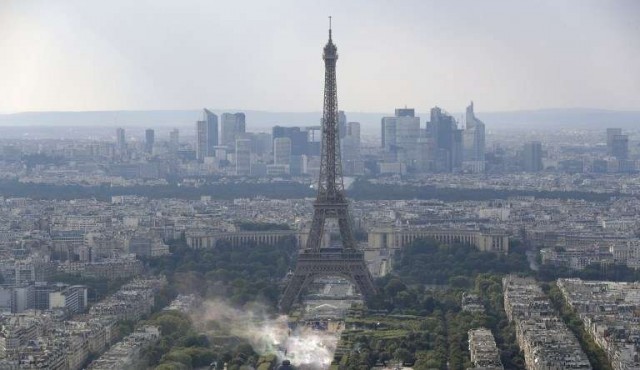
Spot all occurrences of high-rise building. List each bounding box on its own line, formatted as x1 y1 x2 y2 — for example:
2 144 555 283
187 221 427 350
382 109 416 150
347 121 360 142
381 108 420 169
417 137 434 172
272 126 309 156
395 108 415 117
338 110 347 139
606 128 629 161
196 121 208 162
381 118 388 149
196 109 218 162
204 109 219 147
522 141 543 172
221 113 246 150
343 121 363 175
273 137 292 166
611 134 629 160
396 113 420 168
144 129 155 154
427 107 462 172
169 129 179 153
306 126 322 156
463 101 486 173
235 139 252 175
252 132 273 156
606 128 622 152
453 129 463 170
116 128 126 151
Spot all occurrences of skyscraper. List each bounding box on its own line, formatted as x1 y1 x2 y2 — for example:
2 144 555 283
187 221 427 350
235 139 252 175
606 128 622 153
342 121 363 175
395 108 415 117
463 101 486 173
427 107 462 172
417 136 434 172
396 111 420 169
522 141 543 172
196 109 218 162
347 121 360 142
116 128 126 151
252 132 272 156
196 121 208 162
381 108 420 169
221 113 246 150
611 134 629 160
273 137 292 166
606 128 628 161
272 126 309 156
169 129 179 153
204 109 219 147
144 129 155 154
453 129 463 171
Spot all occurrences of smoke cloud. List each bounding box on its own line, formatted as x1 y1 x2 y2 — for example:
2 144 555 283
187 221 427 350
192 300 339 369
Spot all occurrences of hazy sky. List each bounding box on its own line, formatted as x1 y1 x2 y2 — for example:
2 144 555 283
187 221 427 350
1 0 639 113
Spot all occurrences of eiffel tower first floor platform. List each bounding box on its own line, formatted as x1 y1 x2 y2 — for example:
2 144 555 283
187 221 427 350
279 248 377 313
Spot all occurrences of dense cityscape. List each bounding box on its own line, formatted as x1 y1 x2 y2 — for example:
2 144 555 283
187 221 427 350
0 100 639 369
2 1 640 370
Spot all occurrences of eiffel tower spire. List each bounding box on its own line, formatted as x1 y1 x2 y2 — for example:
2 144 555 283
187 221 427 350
279 21 376 313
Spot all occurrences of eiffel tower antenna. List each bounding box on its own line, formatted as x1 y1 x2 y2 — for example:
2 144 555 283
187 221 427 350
279 20 376 313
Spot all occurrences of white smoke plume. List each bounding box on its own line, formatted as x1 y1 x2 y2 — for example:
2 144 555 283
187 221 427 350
192 300 338 369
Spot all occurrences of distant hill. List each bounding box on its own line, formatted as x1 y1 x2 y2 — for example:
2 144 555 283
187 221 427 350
0 110 321 132
1 108 639 134
478 108 640 131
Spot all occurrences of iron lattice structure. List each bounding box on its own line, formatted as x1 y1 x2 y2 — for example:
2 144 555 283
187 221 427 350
279 25 376 312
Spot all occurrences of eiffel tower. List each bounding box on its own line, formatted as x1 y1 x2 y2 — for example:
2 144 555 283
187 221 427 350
279 20 376 313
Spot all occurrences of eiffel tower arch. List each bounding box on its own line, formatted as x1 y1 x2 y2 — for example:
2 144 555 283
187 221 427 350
279 21 376 313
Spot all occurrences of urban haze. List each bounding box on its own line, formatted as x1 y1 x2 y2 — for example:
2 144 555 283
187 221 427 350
0 1 639 370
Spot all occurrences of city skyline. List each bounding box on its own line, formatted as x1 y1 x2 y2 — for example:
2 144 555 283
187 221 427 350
1 4 639 369
1 0 639 113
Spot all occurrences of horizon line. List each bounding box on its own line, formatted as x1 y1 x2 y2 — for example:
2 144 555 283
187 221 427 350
2 106 640 116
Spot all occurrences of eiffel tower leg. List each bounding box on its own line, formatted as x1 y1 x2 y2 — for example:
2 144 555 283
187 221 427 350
337 208 356 249
279 271 314 313
351 267 377 298
306 209 326 251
